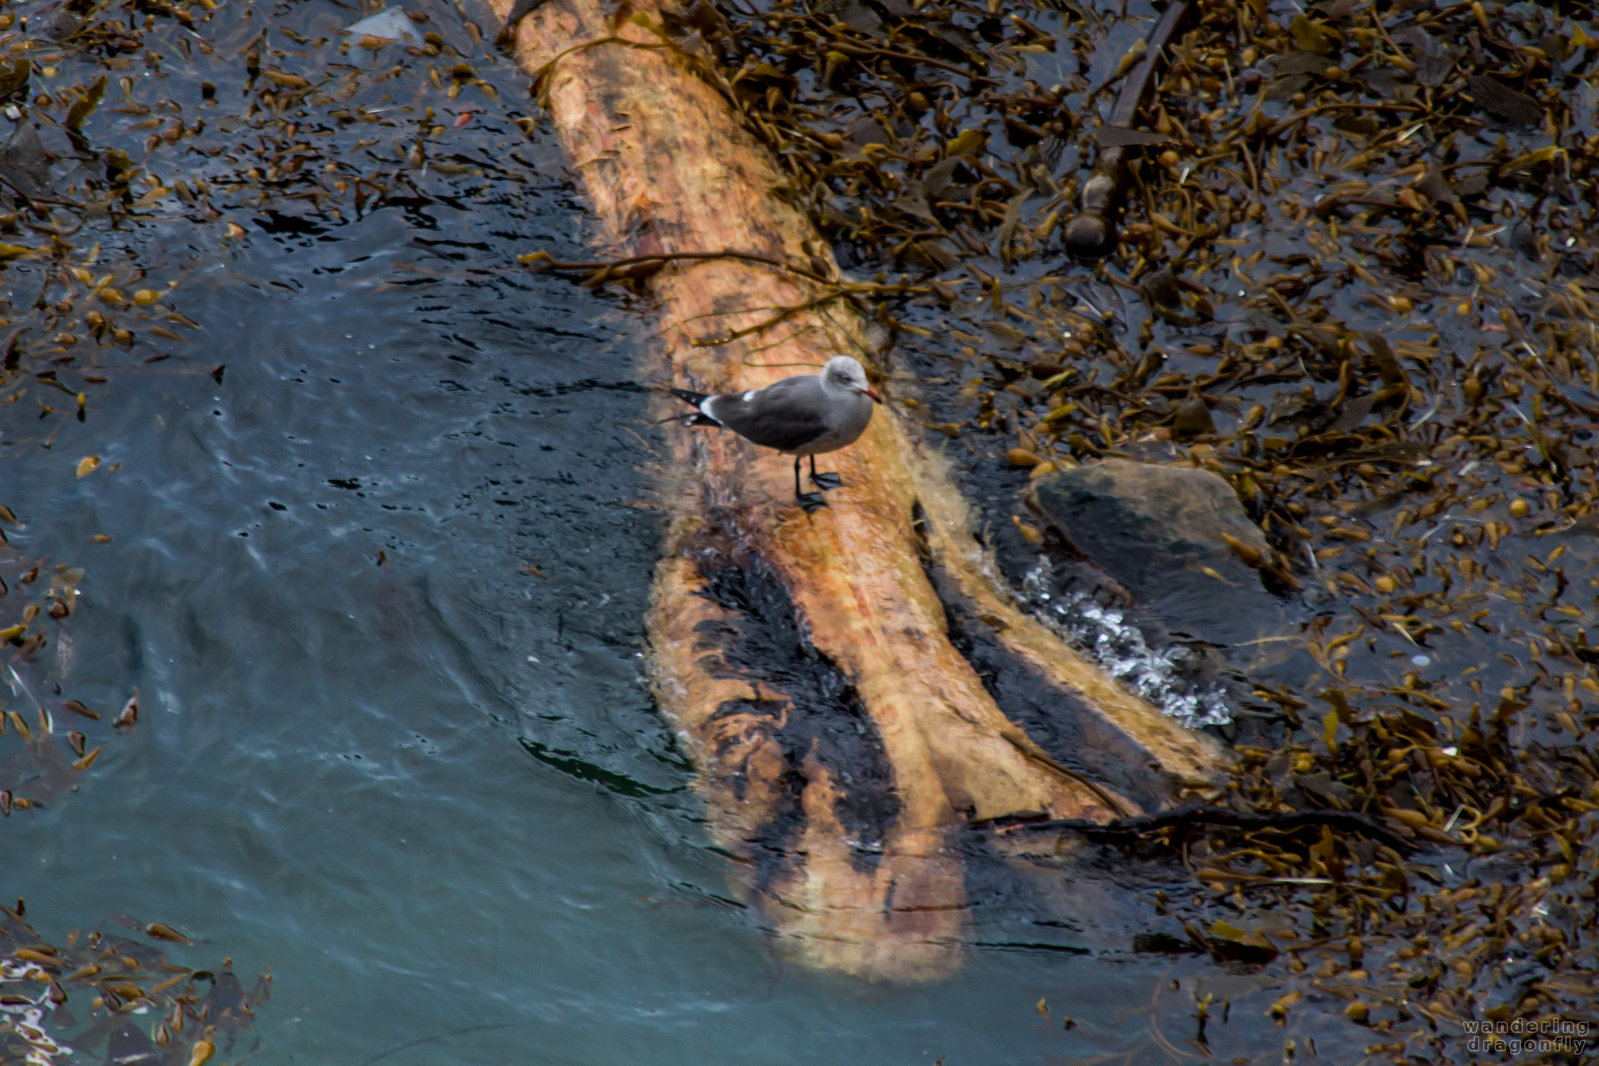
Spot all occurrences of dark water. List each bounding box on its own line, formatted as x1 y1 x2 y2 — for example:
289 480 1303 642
1 2 1358 1062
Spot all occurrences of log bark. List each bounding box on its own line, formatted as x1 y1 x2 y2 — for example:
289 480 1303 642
493 0 1228 981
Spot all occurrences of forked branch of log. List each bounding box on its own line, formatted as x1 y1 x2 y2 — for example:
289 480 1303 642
492 0 1228 981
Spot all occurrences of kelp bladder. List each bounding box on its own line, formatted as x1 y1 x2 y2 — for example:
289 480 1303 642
492 0 1225 980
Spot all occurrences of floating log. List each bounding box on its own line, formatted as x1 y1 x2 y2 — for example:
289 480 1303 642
493 0 1227 981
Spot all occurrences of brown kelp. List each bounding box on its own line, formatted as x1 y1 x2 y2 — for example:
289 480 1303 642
0 518 134 815
1 901 269 1066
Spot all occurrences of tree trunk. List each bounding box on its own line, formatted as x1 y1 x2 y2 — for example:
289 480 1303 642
492 0 1227 981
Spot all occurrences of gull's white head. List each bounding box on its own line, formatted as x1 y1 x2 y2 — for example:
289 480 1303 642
822 356 881 402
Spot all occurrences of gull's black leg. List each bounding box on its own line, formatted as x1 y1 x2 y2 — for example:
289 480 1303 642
808 453 843 490
794 455 827 512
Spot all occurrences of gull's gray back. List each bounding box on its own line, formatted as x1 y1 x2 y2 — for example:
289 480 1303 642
706 368 873 455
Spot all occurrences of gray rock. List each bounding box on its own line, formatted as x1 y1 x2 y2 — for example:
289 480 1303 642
1026 458 1295 652
30 5 82 42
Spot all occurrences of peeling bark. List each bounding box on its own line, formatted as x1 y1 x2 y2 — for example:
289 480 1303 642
492 0 1228 980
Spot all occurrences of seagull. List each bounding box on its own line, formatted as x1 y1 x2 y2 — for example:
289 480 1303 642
669 356 882 512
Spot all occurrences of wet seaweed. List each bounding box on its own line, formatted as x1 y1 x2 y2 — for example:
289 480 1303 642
0 901 270 1066
1062 0 1193 258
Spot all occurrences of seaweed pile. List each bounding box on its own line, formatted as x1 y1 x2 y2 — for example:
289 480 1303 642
1 901 268 1066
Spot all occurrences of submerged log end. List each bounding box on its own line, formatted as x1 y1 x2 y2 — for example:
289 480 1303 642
647 527 1135 981
764 755 967 983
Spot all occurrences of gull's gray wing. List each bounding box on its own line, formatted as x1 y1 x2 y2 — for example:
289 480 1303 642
706 375 830 453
